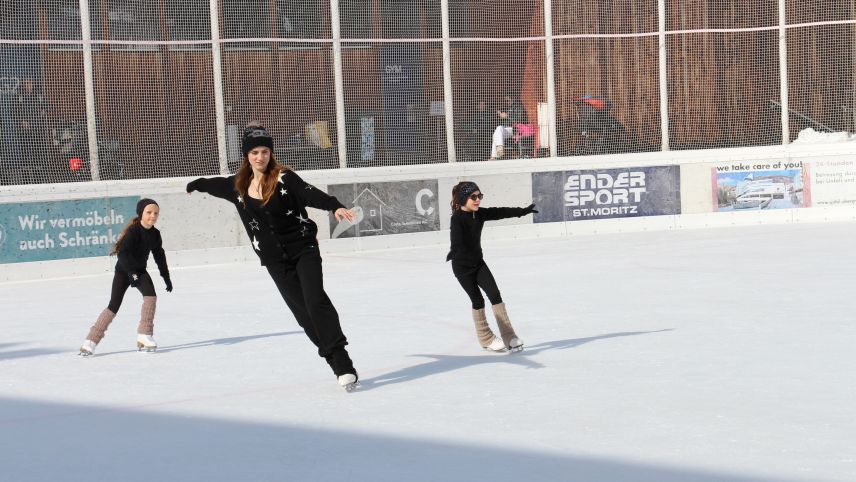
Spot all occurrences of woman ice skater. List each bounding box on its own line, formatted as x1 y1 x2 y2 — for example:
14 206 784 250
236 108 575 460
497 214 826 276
186 123 359 391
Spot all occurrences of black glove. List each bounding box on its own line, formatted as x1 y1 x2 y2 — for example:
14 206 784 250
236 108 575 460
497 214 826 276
129 273 141 288
523 203 539 214
186 179 200 193
163 276 173 293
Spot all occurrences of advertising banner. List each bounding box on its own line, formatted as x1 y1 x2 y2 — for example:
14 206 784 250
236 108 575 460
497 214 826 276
803 158 856 208
712 160 806 211
532 166 681 223
327 180 440 238
0 197 138 263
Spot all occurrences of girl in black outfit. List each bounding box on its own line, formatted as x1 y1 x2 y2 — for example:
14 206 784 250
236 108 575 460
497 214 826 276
186 123 360 391
447 181 537 352
79 198 173 356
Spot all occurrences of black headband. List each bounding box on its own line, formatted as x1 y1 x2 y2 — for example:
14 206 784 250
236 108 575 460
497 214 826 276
136 198 158 216
455 182 481 206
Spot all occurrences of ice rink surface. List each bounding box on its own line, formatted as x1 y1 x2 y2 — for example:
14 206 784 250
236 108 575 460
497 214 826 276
1 221 855 482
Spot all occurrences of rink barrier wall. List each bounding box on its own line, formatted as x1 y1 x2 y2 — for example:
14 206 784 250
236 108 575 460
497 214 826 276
1 142 855 283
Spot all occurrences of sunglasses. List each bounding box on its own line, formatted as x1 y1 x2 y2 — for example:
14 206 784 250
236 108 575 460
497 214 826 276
468 193 484 201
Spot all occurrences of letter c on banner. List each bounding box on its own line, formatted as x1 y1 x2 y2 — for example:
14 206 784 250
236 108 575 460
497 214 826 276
415 188 435 216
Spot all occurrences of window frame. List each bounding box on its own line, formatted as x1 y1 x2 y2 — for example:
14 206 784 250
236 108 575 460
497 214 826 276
106 0 161 52
165 0 213 52
45 0 103 52
221 0 273 52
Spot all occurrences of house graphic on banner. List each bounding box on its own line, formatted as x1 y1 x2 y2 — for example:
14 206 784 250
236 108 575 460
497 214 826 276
352 188 387 234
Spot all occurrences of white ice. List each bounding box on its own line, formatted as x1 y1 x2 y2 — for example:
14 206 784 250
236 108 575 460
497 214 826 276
1 222 855 482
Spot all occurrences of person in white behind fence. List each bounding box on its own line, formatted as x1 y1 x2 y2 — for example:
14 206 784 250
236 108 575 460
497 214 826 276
79 198 173 356
446 181 536 352
490 93 526 159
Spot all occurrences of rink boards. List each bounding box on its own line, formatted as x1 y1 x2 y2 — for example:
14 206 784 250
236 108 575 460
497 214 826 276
1 142 855 281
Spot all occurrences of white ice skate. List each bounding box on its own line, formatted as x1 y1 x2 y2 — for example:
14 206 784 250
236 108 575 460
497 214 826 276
79 339 97 356
483 337 507 353
337 373 359 392
507 336 524 353
136 334 157 352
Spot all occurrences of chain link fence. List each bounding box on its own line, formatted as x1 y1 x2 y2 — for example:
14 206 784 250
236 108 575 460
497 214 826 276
0 0 853 185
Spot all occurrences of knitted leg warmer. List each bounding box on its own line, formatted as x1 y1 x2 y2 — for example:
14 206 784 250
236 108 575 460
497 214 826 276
491 302 518 347
137 296 157 335
472 308 499 348
86 308 116 344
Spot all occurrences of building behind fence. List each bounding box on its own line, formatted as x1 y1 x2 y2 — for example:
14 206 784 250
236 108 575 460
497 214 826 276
0 0 854 185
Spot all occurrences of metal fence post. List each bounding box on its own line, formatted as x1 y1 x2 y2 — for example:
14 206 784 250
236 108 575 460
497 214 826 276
544 0 557 158
441 0 456 163
210 0 228 174
779 0 790 145
331 0 348 168
658 0 669 151
79 0 100 180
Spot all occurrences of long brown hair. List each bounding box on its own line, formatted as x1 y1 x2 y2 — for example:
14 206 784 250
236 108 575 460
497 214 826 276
234 151 288 207
450 183 464 212
110 217 140 255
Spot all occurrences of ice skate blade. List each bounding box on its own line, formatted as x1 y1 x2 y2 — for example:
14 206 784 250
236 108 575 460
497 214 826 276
482 346 508 353
79 340 97 356
507 345 524 353
481 337 507 353
338 373 359 392
136 342 157 352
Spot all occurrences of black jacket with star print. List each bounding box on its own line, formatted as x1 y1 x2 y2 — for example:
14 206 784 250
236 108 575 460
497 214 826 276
187 170 345 265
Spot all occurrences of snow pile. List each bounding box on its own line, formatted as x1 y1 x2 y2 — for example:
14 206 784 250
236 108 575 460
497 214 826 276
792 127 856 144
